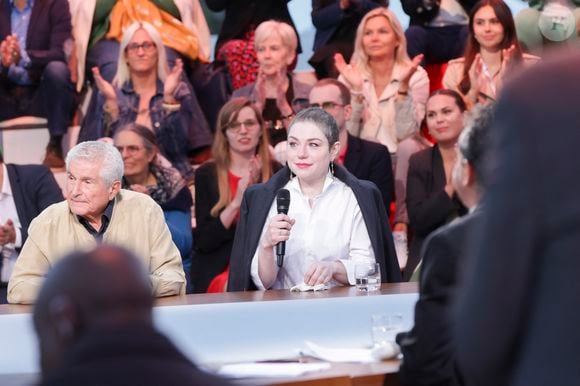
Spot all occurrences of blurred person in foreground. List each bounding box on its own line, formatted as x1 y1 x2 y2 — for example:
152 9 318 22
8 141 185 304
33 245 231 386
454 53 580 386
396 104 494 386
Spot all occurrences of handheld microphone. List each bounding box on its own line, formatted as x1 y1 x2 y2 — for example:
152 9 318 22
276 189 290 267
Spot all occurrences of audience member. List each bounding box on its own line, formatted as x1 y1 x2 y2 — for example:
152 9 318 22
276 78 394 214
515 0 580 55
443 0 539 106
7 141 185 304
207 0 301 89
192 98 276 293
402 0 477 66
228 108 400 291
91 22 194 181
71 0 213 154
334 7 429 272
335 7 429 154
113 124 193 289
397 104 493 386
0 0 75 168
310 0 385 79
406 90 468 280
0 152 63 304
33 245 231 386
232 20 311 147
454 51 580 386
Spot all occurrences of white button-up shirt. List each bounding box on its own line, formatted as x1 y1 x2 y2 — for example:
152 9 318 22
251 173 376 290
0 164 23 283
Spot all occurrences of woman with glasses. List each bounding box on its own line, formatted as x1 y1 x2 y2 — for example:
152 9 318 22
228 108 401 291
192 97 277 293
92 22 194 181
113 123 194 288
232 20 311 147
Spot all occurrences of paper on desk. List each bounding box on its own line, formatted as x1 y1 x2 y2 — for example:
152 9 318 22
217 362 331 378
290 283 329 292
301 341 400 363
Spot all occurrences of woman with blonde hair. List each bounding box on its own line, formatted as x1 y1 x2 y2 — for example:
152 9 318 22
335 7 430 273
91 22 194 181
233 20 311 147
192 97 276 293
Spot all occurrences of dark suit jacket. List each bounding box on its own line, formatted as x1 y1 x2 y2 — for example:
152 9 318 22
191 162 237 293
401 0 478 25
206 0 301 53
344 133 393 216
406 145 466 280
454 53 580 386
5 163 63 245
227 165 401 291
396 208 482 386
311 0 383 50
0 0 71 81
38 323 232 386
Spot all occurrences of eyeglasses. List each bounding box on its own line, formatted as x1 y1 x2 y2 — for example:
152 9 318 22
126 41 157 55
309 102 345 111
116 145 144 155
224 119 260 132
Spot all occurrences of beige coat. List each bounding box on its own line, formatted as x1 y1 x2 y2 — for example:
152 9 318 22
443 53 540 102
68 0 211 91
8 189 185 304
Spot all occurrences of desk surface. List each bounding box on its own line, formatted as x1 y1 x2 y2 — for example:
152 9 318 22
0 282 418 315
0 283 418 386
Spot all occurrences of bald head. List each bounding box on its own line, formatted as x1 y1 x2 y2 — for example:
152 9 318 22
33 245 154 374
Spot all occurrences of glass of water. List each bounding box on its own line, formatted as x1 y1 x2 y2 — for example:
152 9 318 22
355 262 381 291
371 313 403 347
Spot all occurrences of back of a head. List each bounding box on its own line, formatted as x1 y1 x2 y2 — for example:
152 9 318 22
458 104 495 191
34 245 153 329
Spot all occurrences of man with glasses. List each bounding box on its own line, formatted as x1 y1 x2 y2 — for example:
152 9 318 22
7 141 186 304
309 78 394 214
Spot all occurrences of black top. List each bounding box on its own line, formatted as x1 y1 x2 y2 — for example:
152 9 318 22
38 323 232 386
206 0 301 53
397 208 483 386
406 144 466 280
78 200 114 242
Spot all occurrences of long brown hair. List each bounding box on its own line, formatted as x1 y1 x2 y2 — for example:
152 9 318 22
210 98 273 217
459 0 522 95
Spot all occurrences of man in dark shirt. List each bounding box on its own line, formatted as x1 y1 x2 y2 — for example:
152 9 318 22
33 245 232 386
396 105 494 386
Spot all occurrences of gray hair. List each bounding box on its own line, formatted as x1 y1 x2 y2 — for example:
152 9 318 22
289 107 340 146
254 20 297 63
66 141 124 187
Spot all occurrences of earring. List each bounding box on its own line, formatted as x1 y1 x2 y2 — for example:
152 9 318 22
329 162 335 176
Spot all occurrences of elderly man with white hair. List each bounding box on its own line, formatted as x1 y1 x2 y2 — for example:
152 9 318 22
7 141 185 304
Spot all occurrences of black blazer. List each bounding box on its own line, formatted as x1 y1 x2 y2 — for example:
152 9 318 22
454 53 580 386
206 0 301 53
397 208 482 386
227 165 401 291
406 145 466 280
38 323 233 386
0 164 62 280
401 0 478 26
344 133 394 216
6 164 63 244
191 162 237 293
0 0 71 80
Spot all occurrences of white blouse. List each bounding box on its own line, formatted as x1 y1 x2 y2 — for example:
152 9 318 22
250 174 376 290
